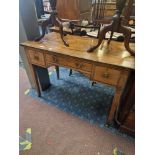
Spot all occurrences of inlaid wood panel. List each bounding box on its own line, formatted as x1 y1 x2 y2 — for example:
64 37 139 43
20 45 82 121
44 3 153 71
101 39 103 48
28 49 46 67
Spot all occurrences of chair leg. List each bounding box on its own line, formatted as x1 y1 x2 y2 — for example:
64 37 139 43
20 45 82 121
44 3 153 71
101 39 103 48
55 66 59 79
69 69 72 76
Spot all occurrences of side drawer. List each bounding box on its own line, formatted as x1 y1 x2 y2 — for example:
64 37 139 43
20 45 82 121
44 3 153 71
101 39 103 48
93 65 121 86
28 49 45 67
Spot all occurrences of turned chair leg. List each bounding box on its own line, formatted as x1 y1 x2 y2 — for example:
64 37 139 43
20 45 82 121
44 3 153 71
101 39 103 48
55 66 59 79
69 69 72 76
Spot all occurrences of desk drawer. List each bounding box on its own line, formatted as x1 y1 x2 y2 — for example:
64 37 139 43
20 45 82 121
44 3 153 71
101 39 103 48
28 49 45 66
60 57 92 72
93 65 121 86
46 54 58 65
75 61 92 72
45 54 92 72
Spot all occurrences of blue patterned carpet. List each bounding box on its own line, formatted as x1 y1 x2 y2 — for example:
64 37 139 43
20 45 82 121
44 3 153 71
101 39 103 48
28 67 133 140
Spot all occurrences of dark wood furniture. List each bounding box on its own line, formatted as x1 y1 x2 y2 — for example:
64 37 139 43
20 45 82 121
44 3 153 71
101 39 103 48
34 0 80 47
88 0 135 56
20 32 135 126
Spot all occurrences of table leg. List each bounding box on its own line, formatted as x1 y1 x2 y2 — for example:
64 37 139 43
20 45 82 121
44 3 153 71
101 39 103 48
106 89 122 125
106 70 130 125
55 66 59 79
69 69 72 76
32 65 41 97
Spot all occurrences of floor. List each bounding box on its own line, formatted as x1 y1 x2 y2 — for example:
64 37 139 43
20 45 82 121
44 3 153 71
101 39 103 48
19 67 135 155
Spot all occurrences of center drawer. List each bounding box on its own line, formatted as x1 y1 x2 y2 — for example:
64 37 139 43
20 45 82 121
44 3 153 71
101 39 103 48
45 54 92 72
93 65 121 86
59 57 92 72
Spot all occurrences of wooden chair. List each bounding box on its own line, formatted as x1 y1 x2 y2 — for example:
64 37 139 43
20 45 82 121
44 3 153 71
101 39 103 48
91 0 113 26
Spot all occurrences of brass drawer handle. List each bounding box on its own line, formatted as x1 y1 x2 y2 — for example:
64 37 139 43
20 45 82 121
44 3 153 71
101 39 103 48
34 55 39 61
103 72 109 78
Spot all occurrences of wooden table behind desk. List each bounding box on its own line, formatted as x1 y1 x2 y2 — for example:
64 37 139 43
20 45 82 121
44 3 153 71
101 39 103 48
20 32 135 126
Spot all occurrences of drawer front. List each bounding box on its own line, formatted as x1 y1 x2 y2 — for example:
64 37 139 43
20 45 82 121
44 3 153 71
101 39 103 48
60 58 92 72
45 54 92 72
78 61 92 72
93 65 121 86
28 49 45 66
45 54 58 66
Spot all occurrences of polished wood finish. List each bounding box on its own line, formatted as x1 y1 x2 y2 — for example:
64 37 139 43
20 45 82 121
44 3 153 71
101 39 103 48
21 33 135 69
20 32 135 125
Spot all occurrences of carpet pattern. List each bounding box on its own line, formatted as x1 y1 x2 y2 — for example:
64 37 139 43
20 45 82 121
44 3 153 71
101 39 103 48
28 67 132 140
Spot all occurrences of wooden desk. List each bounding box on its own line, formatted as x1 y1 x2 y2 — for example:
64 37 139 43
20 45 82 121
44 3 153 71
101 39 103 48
20 32 135 125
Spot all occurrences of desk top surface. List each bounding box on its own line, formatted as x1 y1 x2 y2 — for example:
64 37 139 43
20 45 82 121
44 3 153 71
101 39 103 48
21 32 135 70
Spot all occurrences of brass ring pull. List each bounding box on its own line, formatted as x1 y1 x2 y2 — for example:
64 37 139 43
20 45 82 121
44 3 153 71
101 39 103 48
103 72 109 78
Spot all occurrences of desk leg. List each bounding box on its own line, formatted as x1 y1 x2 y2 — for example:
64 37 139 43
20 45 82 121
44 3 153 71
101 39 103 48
55 66 59 79
106 71 130 125
107 89 122 125
32 65 41 97
69 69 72 76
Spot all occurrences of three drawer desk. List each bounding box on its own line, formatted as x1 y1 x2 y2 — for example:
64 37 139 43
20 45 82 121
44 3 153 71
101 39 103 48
20 32 135 125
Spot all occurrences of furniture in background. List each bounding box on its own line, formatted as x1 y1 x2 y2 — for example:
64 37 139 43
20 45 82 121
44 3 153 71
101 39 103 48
91 0 115 25
35 0 91 21
20 32 135 127
87 0 135 56
56 0 91 21
34 0 66 45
